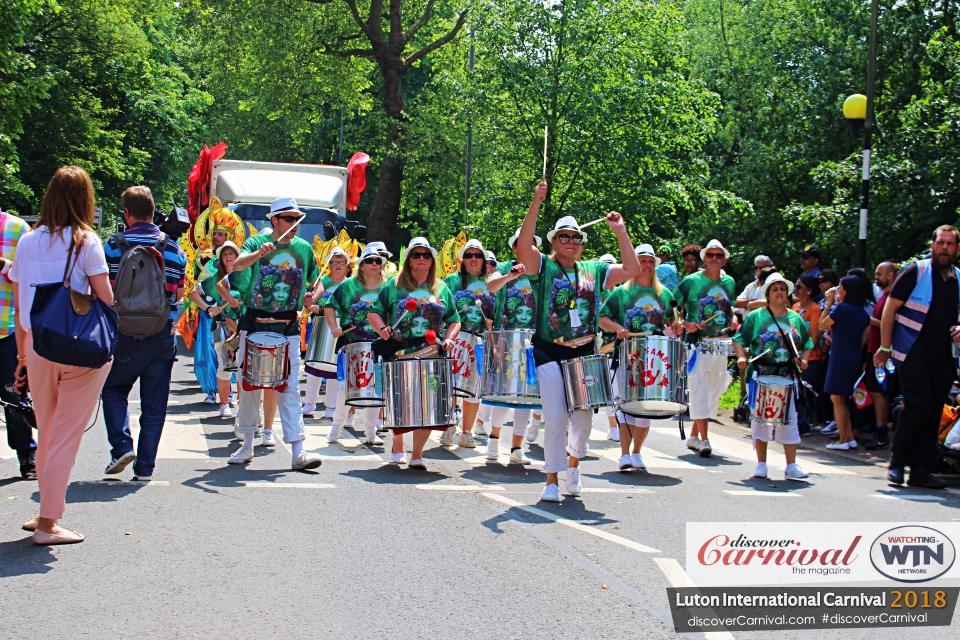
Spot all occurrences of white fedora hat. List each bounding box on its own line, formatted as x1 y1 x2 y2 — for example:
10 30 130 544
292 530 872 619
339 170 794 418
507 228 542 249
458 238 486 260
760 272 794 298
546 216 587 243
634 243 662 266
406 237 437 259
699 239 730 260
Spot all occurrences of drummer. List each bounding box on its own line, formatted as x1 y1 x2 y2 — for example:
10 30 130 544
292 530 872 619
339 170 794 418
598 244 681 472
440 239 517 449
675 239 737 458
596 253 622 443
189 240 244 420
301 247 352 419
732 273 813 481
514 182 641 501
324 245 386 446
218 197 323 470
367 237 461 469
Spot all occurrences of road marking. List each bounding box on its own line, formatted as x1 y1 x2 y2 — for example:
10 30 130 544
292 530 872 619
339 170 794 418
299 422 382 461
416 484 506 491
482 493 660 553
724 490 802 497
75 480 170 487
653 558 736 640
874 493 947 502
130 417 214 460
240 482 335 489
579 487 653 494
599 446 705 470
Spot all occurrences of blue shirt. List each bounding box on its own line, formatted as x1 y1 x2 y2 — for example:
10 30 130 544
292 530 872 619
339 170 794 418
103 222 187 321
656 261 680 292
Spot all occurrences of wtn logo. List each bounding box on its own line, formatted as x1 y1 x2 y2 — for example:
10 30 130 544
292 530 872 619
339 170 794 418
880 543 944 567
870 526 956 583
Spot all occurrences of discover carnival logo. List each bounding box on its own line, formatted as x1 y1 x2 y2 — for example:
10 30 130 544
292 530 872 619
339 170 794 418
869 526 956 583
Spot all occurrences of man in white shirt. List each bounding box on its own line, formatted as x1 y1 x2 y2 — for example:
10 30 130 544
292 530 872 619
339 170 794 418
734 254 773 316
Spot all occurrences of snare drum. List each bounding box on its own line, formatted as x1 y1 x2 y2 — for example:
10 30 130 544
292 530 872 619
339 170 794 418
383 358 455 429
562 355 613 412
617 335 687 417
243 332 289 388
699 337 735 356
304 314 338 373
450 331 481 398
480 329 541 408
752 375 793 427
344 341 383 407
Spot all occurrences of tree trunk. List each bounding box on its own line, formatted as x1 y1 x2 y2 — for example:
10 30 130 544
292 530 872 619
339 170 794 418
368 56 406 251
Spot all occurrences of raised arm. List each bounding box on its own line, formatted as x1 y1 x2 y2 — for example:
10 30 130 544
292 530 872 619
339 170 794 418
516 182 548 276
603 212 640 288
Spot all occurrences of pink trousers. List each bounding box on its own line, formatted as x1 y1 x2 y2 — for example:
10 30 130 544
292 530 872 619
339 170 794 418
27 333 112 519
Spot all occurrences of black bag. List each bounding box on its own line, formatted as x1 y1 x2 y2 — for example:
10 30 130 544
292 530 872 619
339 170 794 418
766 307 817 410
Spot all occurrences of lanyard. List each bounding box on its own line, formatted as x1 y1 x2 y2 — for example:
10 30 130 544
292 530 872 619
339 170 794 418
559 261 579 309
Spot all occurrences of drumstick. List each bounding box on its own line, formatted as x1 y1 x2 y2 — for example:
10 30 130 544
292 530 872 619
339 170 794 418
579 217 607 230
749 350 771 363
275 217 302 243
542 125 548 181
701 311 721 325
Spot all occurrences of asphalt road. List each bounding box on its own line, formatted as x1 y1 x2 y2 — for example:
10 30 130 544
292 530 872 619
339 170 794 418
2 352 959 639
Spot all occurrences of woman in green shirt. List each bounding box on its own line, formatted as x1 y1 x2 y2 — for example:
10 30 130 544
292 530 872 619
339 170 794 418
368 237 462 469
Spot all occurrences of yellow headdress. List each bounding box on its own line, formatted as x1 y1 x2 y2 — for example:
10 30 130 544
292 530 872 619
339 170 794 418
195 197 246 250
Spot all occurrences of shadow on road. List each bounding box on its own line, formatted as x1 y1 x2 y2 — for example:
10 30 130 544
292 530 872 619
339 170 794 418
0 538 57 577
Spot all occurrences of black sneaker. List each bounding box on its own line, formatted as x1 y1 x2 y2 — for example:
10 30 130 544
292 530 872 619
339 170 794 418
798 425 812 437
907 471 947 489
887 465 905 485
864 439 889 450
18 451 36 480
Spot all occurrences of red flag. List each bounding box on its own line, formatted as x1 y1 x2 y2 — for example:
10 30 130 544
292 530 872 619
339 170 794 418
852 374 873 409
346 152 370 211
187 142 228 223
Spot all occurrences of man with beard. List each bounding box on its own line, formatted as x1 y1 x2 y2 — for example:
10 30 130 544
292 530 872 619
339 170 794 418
876 226 960 488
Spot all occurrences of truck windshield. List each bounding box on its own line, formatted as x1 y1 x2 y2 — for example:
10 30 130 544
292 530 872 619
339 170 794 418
229 203 346 243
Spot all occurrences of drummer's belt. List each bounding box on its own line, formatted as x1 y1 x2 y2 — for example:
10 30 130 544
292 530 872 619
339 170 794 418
553 334 595 349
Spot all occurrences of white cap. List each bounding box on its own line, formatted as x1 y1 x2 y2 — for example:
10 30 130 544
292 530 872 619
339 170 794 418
458 238 486 260
597 253 616 265
508 228 542 249
406 237 437 259
358 245 384 263
546 216 587 243
326 246 350 263
634 243 661 266
216 240 241 260
760 272 794 298
699 239 730 260
366 241 393 259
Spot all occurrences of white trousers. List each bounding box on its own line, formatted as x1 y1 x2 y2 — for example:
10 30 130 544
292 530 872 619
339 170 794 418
237 333 305 444
687 351 730 420
304 373 324 405
537 361 592 473
332 380 379 430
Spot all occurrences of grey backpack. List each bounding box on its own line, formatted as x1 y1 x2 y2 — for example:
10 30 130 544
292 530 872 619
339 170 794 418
112 232 170 339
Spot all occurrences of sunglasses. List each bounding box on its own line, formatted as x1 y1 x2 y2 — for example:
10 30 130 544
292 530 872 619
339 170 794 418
409 251 433 260
362 257 383 265
273 215 301 224
487 260 498 267
556 233 584 245
818 277 829 283
463 252 484 260
705 252 725 259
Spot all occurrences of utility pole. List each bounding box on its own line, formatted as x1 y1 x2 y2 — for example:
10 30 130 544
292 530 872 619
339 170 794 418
857 0 878 269
338 106 345 166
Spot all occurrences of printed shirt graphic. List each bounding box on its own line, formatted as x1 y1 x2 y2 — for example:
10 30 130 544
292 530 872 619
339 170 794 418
316 275 343 309
535 254 610 344
675 271 736 342
494 260 538 330
444 272 496 334
371 280 460 343
230 235 319 314
329 276 384 342
733 308 813 377
599 284 675 333
656 261 680 292
199 264 244 322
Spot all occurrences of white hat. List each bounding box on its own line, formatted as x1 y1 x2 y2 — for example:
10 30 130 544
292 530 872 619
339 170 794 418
357 245 385 263
458 238 486 260
760 272 794 299
507 228 542 249
406 237 437 259
366 241 393 259
485 250 497 262
699 239 730 260
634 244 661 266
215 240 241 260
597 253 616 265
268 197 305 220
326 246 350 264
546 216 587 244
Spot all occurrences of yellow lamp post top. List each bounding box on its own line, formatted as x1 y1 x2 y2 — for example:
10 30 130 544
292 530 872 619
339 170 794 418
843 93 868 120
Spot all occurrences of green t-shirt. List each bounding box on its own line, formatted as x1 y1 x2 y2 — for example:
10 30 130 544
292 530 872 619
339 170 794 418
329 276 384 343
599 284 675 333
493 260 538 330
370 279 460 343
317 275 344 309
444 272 496 334
199 271 244 322
733 308 814 377
675 271 737 342
229 235 319 314
534 253 610 344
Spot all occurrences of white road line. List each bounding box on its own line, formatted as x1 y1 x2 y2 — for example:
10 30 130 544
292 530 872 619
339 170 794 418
599 446 706 470
482 492 660 553
874 493 947 502
416 484 506 491
723 490 802 497
75 480 170 487
239 482 335 489
653 558 736 640
131 417 214 460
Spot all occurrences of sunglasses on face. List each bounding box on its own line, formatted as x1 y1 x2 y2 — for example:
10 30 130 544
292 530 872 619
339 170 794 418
273 215 300 224
409 251 433 260
705 252 725 259
556 234 584 245
487 260 498 268
463 252 484 260
362 257 383 265
818 278 829 283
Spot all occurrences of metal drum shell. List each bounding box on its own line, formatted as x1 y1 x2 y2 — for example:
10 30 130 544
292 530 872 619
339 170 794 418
222 343 239 372
698 338 735 356
304 314 338 372
383 358 455 429
343 341 383 407
479 329 541 407
450 331 482 398
752 375 793 427
617 335 687 418
242 332 289 388
561 355 613 412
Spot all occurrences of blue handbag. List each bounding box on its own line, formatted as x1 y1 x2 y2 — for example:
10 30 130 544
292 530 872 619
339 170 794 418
30 235 119 368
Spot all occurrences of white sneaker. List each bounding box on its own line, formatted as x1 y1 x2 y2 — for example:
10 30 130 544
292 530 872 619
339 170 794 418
540 484 560 502
509 449 531 465
607 426 620 442
327 424 343 443
365 428 384 446
439 426 456 447
525 421 540 442
566 467 582 495
697 439 712 457
219 404 234 419
848 440 858 449
753 462 768 478
324 408 336 420
301 403 316 416
631 452 647 470
458 432 477 448
203 392 217 404
391 452 408 464
376 419 386 433
826 441 851 450
262 430 276 447
785 463 809 480
228 446 253 464
345 411 355 427
228 392 236 406
291 451 322 470
486 439 500 460
474 420 487 436
618 454 633 471
686 436 701 451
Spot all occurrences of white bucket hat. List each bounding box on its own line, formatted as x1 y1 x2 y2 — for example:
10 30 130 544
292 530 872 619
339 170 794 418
597 253 616 265
268 197 305 220
215 240 241 260
760 272 794 299
546 216 587 244
507 228 542 249
699 239 730 260
406 237 437 259
366 241 393 259
357 245 385 264
326 246 350 265
485 250 497 262
634 243 661 266
458 238 486 260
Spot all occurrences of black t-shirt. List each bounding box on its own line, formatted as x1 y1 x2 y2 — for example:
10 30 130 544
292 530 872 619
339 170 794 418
889 262 959 363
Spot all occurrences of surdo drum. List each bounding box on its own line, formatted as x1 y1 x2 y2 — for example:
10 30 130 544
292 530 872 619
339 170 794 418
751 375 793 427
698 337 735 356
304 314 338 373
243 332 289 388
343 341 383 407
561 355 613 412
450 331 481 398
383 358 455 429
616 335 687 418
479 329 541 408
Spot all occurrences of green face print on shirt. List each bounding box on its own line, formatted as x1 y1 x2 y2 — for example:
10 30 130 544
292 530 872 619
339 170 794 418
733 308 813 377
599 284 674 333
329 276 384 342
230 235 319 314
534 254 610 344
370 280 460 342
444 272 496 334
494 260 538 330
675 271 737 341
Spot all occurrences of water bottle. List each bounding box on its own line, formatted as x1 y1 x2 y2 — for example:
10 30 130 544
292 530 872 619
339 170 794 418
525 340 538 386
374 359 383 396
474 343 484 376
874 365 886 385
885 358 895 373
336 349 346 382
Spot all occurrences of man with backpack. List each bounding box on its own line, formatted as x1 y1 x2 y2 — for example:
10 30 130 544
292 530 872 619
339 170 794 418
101 186 187 481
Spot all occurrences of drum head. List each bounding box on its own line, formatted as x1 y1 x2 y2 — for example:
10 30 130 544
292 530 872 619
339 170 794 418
248 332 286 347
618 400 685 418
